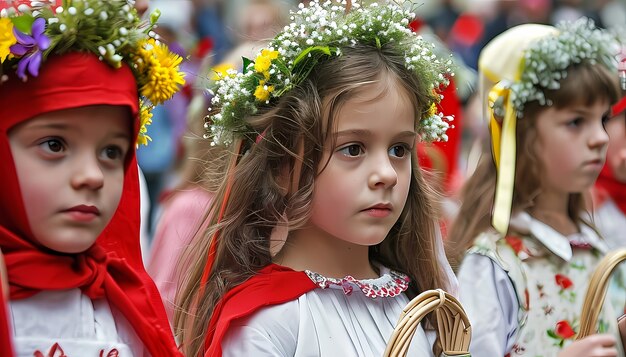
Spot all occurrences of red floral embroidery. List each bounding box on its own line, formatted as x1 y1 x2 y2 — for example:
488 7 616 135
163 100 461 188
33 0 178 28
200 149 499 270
555 320 576 339
100 349 120 357
555 274 573 290
34 343 67 357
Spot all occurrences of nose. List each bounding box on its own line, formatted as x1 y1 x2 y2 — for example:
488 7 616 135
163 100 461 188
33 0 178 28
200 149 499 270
368 153 398 189
590 120 610 150
70 153 104 191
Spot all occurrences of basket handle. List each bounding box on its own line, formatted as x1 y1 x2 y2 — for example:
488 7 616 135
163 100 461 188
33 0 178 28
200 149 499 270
577 249 626 339
383 289 472 357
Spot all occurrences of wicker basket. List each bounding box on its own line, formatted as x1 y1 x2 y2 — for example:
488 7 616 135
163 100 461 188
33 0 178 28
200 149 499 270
384 289 471 357
577 248 626 346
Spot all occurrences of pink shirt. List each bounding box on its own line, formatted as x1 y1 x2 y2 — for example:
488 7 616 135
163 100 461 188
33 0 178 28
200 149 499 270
147 187 213 323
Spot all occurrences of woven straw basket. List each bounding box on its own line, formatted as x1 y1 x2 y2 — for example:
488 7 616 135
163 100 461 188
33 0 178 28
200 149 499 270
384 289 472 357
577 248 626 346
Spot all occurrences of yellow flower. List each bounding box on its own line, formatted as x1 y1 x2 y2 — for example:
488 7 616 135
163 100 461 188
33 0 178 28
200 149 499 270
0 18 16 63
211 63 235 80
136 104 153 146
254 55 271 73
262 49 279 60
254 49 279 74
137 39 186 105
254 80 274 102
427 103 438 117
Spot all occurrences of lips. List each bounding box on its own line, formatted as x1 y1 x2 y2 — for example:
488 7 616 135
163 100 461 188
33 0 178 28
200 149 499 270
362 203 393 218
61 205 100 222
64 205 100 215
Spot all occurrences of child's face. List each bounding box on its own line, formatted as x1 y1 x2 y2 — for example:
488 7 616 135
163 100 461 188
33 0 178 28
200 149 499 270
8 105 131 253
534 100 610 194
308 81 415 246
605 112 626 182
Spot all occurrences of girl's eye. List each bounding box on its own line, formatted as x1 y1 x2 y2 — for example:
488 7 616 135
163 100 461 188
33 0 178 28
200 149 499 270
339 144 363 157
39 138 65 154
389 144 409 158
566 117 583 128
102 146 125 161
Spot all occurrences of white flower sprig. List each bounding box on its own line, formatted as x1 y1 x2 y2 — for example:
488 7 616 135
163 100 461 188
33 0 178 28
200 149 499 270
207 0 454 146
506 18 619 114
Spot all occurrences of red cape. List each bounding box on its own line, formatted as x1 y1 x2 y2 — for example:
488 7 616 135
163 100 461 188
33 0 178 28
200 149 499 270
203 264 317 357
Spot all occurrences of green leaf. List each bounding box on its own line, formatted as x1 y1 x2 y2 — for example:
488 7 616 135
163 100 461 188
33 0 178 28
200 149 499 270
546 329 558 339
242 57 253 74
150 9 161 26
11 15 35 34
292 46 333 67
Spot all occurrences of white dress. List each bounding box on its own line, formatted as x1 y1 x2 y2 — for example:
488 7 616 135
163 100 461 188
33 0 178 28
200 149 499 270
594 198 626 249
9 289 145 356
221 266 437 356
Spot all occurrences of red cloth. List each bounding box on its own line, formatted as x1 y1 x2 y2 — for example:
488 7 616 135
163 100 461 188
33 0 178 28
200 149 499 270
596 164 626 216
0 52 181 356
203 264 317 357
613 96 626 117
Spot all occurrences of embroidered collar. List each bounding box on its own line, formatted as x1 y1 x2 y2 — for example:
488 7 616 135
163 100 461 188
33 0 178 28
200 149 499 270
509 211 608 261
304 266 410 299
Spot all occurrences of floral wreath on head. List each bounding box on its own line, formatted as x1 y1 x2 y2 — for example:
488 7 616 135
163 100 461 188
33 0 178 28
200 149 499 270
491 18 619 120
206 0 454 146
0 0 186 146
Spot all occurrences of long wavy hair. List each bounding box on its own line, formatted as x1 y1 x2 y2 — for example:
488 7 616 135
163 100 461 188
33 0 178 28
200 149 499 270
447 62 620 268
175 44 449 357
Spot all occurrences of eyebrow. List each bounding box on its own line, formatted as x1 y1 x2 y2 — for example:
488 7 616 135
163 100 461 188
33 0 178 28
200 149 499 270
28 122 131 140
570 107 611 116
335 129 417 141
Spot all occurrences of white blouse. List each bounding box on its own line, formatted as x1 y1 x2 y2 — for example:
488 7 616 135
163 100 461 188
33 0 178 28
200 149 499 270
9 289 144 357
221 267 437 356
594 198 626 249
458 212 617 356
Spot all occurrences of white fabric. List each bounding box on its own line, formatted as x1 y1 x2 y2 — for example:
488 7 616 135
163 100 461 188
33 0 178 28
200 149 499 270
594 198 626 250
458 254 519 356
221 266 437 356
9 289 144 357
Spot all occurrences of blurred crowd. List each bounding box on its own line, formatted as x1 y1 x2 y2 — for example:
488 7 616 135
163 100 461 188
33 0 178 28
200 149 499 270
139 0 626 244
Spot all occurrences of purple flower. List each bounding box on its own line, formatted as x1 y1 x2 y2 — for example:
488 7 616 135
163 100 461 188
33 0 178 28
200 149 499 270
10 18 50 80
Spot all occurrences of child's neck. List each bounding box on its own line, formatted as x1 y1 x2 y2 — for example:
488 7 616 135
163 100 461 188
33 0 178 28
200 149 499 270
273 228 379 280
530 190 579 236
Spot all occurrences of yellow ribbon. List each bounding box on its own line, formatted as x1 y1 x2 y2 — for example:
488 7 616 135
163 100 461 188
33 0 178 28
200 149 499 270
488 83 517 236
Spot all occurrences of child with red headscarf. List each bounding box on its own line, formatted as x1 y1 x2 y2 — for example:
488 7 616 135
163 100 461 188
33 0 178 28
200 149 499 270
0 1 185 355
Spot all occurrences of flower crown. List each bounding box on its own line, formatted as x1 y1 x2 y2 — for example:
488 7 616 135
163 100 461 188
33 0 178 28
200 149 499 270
492 18 619 119
206 0 453 146
0 0 185 145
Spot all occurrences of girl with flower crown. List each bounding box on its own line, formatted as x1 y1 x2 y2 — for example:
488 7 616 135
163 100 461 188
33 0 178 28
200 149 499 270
447 20 624 356
174 1 458 356
0 1 184 355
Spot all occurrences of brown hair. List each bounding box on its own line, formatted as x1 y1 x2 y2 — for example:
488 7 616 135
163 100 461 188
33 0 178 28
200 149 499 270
447 61 620 268
175 44 449 357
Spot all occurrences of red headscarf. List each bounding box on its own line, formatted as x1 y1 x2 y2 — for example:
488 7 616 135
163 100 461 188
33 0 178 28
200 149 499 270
0 52 181 356
595 97 626 215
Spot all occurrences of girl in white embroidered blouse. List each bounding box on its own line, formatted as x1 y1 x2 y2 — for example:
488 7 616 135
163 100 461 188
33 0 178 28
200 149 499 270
447 20 624 357
174 2 458 356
